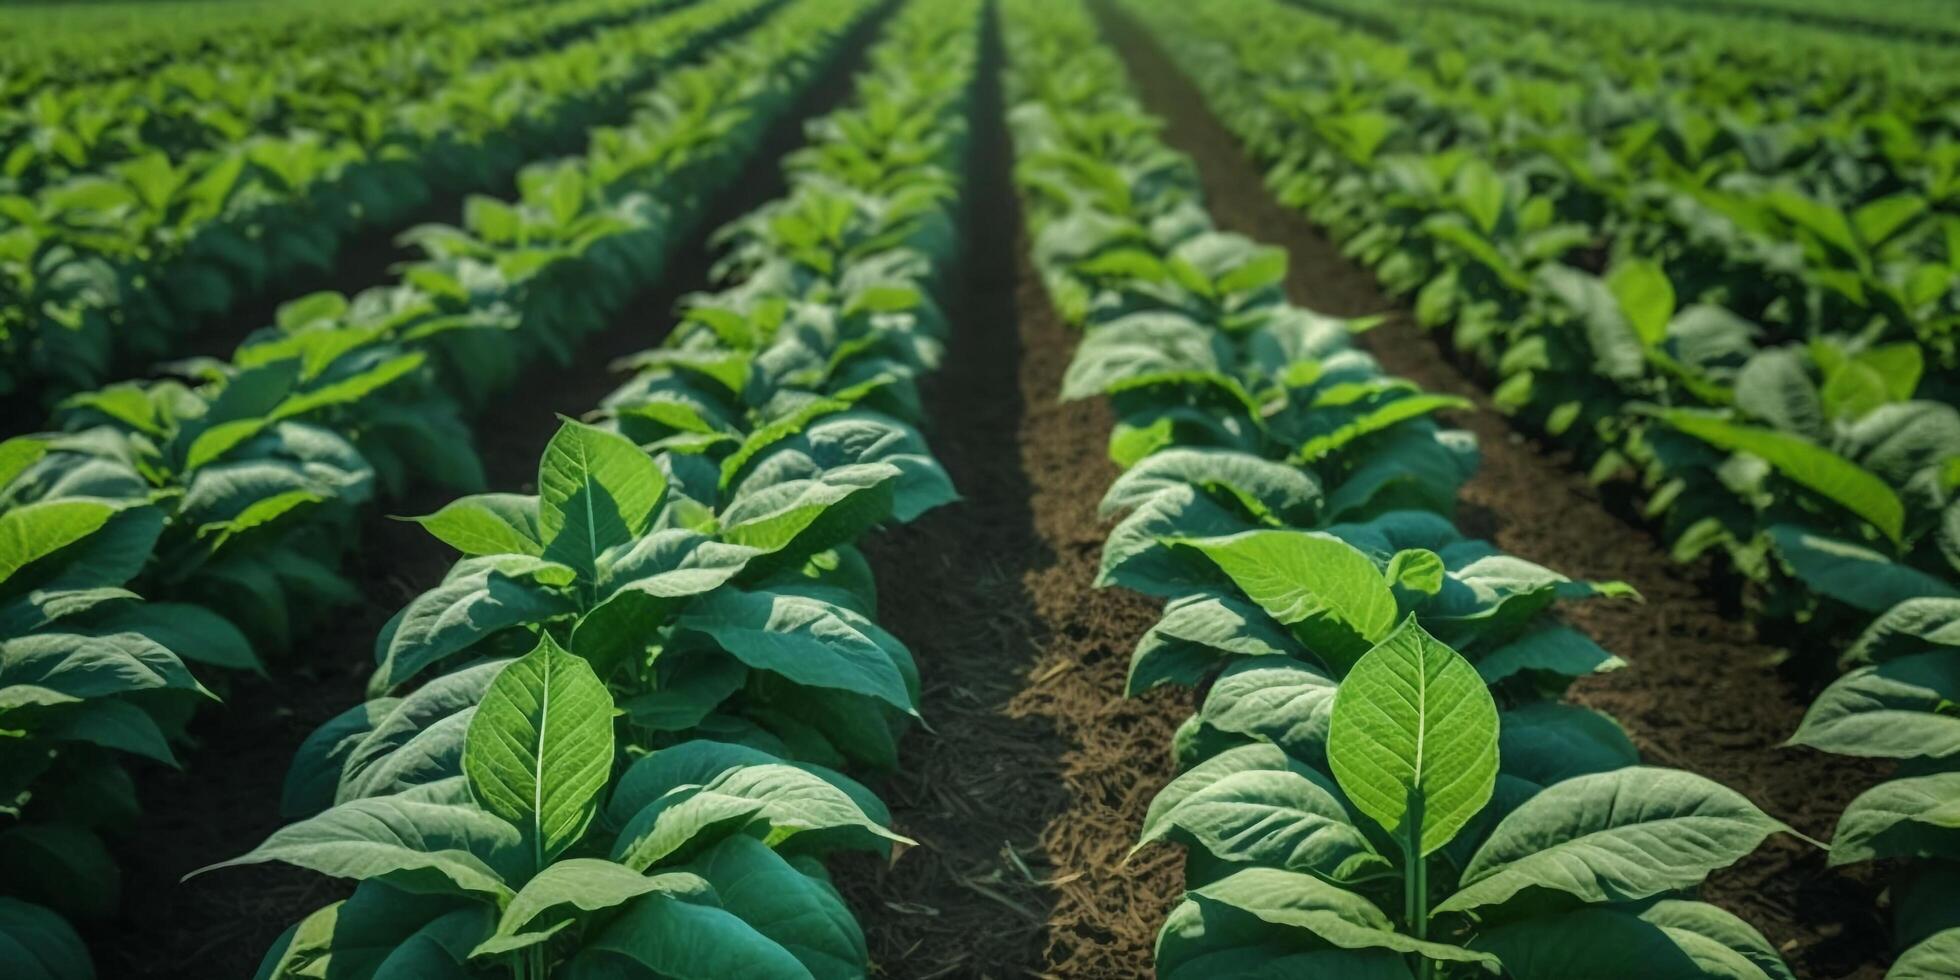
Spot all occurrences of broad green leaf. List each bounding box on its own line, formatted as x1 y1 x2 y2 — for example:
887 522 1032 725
1661 411 1904 543
1471 903 1790 979
0 897 91 980
1127 592 1298 694
1194 660 1341 766
538 421 668 579
0 499 118 584
1767 526 1957 613
1846 597 1960 667
1606 259 1675 348
605 740 887 830
1828 773 1960 866
0 438 49 489
197 796 522 901
564 891 811 979
41 697 178 765
0 630 210 701
1891 928 1960 980
683 836 866 979
1099 448 1322 525
1496 701 1639 788
474 861 708 957
1155 896 1415 980
1438 767 1791 913
676 589 914 712
1789 653 1960 759
463 634 615 866
370 560 577 693
1192 867 1499 967
1326 617 1499 855
1293 394 1471 464
88 600 259 672
1386 549 1446 595
1139 743 1389 882
719 464 899 566
1474 624 1625 684
611 759 906 872
408 494 542 558
1171 530 1398 670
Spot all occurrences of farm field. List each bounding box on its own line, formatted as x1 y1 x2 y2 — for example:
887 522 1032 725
1 0 1955 978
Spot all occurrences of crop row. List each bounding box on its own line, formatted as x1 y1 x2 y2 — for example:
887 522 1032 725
0 0 895 972
1126 0 1960 973
206 0 985 974
3 0 693 195
2 0 755 404
1001 0 1823 976
1 0 507 91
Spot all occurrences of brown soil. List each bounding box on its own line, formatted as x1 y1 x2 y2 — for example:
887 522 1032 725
88 12 895 976
1095 4 1890 978
829 15 1183 979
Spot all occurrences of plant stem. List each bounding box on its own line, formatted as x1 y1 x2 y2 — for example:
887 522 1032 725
1404 796 1432 980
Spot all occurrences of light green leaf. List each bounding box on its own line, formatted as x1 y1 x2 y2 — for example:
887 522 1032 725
473 861 708 957
1171 530 1398 670
1192 867 1499 968
408 494 542 558
1828 772 1960 866
196 797 521 902
1661 411 1904 543
1790 653 1960 759
610 763 905 872
1326 616 1499 856
1891 928 1960 980
463 634 615 866
538 421 668 580
1606 259 1675 348
676 589 914 712
0 499 118 584
1438 767 1791 914
1140 743 1389 882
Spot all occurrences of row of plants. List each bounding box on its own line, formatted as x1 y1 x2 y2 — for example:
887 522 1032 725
205 0 986 973
0 0 559 100
2 0 692 195
0 0 893 973
1001 0 1828 976
1307 0 1960 355
1553 0 1960 46
0 0 741 405
1127 0 1960 973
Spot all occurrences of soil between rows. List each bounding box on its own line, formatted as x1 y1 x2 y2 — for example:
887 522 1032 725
1093 4 1890 977
829 14 1182 978
90 10 894 974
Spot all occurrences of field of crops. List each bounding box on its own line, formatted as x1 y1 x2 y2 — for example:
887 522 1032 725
1 0 1954 977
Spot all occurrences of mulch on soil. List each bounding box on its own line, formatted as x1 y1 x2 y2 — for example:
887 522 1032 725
90 13 897 975
831 18 1183 978
1094 4 1889 977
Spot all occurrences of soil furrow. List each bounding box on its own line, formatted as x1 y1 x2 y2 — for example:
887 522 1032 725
1093 3 1889 977
95 12 895 974
831 12 1180 977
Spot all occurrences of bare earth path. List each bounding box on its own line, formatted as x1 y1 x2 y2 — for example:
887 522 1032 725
831 15 1181 978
